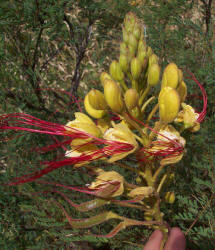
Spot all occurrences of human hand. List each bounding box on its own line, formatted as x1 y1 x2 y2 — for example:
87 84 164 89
143 227 186 250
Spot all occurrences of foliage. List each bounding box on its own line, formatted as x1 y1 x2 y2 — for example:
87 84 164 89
0 0 215 249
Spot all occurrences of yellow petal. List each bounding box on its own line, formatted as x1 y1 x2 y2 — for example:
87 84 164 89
160 153 184 166
175 103 200 131
103 123 138 162
128 187 154 198
65 112 101 137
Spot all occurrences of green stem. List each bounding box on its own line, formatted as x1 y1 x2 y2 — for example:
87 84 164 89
139 85 151 106
147 103 158 123
141 163 169 249
157 174 167 193
132 79 138 91
141 96 155 113
153 164 166 182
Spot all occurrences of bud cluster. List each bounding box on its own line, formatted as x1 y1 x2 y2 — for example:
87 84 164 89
84 12 195 133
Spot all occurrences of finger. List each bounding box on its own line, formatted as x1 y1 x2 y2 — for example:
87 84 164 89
143 230 163 250
164 227 186 250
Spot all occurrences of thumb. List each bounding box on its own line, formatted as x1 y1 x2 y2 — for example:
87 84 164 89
143 230 163 250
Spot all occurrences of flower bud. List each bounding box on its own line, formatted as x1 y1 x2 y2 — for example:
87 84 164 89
84 94 106 119
128 45 136 59
124 12 136 32
147 63 160 86
133 22 141 40
177 80 187 102
100 72 112 86
131 57 142 80
119 54 129 73
158 87 180 123
128 186 154 198
130 106 139 118
122 27 129 44
138 40 147 53
104 79 124 113
146 46 153 57
120 42 127 55
109 60 124 81
178 69 183 83
162 63 179 89
144 211 153 221
128 34 138 52
148 54 158 68
137 49 147 65
89 171 124 198
124 88 139 110
164 191 175 204
142 57 148 71
88 89 107 110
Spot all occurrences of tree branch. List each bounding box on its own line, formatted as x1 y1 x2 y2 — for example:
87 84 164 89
70 23 93 100
32 27 44 71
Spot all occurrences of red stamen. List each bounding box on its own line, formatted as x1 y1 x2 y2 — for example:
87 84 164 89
184 70 207 122
0 113 135 185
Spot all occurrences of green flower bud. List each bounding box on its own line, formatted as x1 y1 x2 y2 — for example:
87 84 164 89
148 54 159 68
158 87 180 123
137 49 147 65
128 45 136 59
138 40 147 53
122 27 129 44
144 211 153 221
133 22 141 40
124 12 136 32
142 57 148 71
128 34 138 52
120 42 127 55
146 46 153 57
119 54 129 73
162 63 179 89
88 89 107 110
164 191 175 204
131 57 142 80
104 79 124 113
109 60 124 81
147 63 160 86
124 88 139 110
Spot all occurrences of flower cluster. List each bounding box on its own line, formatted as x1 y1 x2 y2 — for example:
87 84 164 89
0 12 207 245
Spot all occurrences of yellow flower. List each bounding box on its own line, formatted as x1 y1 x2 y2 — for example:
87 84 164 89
65 112 101 137
175 103 200 132
65 113 101 166
157 125 185 146
89 171 124 198
103 123 138 162
148 125 185 166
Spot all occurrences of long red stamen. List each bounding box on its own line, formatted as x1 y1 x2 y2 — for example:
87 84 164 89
0 113 135 185
185 70 207 122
